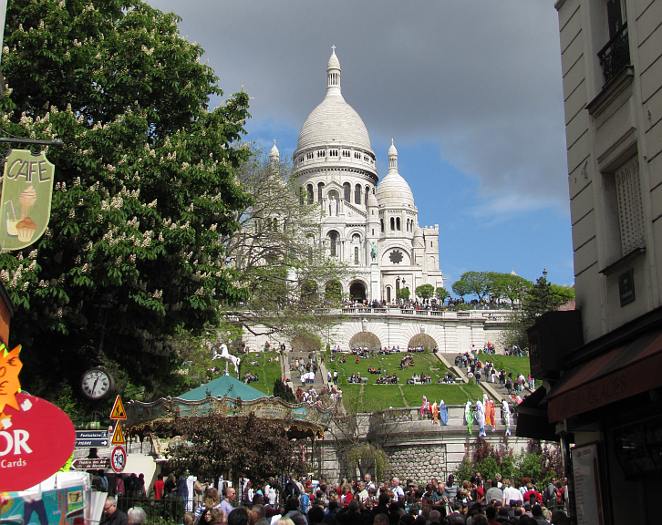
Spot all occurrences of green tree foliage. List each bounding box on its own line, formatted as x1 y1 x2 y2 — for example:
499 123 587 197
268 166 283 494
415 283 435 300
487 272 532 304
148 414 306 484
0 1 252 399
435 287 450 304
455 438 562 487
346 443 389 481
505 271 575 348
397 287 410 300
453 271 491 301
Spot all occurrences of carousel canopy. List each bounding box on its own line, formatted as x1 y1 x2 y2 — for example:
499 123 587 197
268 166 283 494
178 374 266 402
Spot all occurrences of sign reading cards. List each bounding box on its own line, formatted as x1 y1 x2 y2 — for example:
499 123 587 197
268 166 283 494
0 392 75 491
0 149 55 251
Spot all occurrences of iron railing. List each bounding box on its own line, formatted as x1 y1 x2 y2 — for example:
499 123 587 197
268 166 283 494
598 23 630 85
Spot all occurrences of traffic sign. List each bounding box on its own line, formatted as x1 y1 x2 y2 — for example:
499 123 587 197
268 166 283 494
110 446 126 473
72 457 110 471
111 422 125 446
75 429 109 448
109 395 127 420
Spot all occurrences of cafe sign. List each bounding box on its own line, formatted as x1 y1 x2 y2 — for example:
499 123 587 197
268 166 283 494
0 149 55 251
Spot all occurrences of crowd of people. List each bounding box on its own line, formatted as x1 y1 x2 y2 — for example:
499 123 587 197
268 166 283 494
454 352 534 394
109 472 571 525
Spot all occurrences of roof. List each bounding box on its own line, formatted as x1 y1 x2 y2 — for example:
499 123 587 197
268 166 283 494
296 50 372 153
178 374 267 402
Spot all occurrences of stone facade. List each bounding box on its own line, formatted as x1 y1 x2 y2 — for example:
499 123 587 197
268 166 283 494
384 444 447 484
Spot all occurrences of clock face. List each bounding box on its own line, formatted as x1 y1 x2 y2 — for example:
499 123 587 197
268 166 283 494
81 368 113 400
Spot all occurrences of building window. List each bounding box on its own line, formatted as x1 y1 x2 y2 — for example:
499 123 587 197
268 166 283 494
390 217 395 230
380 219 384 233
317 182 325 204
328 230 339 257
598 0 630 85
390 250 403 264
614 157 644 255
306 152 314 160
343 182 351 202
354 246 359 265
342 150 350 157
330 149 338 157
354 152 361 159
317 150 326 158
306 184 314 204
355 184 362 205
396 217 401 231
372 228 375 235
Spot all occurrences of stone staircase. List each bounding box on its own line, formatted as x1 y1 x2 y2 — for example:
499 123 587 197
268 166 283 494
288 350 326 388
451 353 512 402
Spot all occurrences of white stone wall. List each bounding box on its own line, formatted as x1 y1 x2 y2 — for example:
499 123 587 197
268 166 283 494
242 310 509 353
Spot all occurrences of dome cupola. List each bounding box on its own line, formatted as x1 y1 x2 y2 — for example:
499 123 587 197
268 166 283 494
377 139 416 209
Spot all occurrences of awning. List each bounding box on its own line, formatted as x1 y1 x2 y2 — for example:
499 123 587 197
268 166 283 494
548 329 662 422
516 386 558 441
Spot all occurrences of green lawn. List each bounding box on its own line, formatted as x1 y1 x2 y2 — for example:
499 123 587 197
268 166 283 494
325 352 449 385
339 383 485 412
228 351 282 395
326 352 485 411
488 355 531 378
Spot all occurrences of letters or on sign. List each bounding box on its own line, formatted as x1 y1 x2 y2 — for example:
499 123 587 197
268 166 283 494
0 392 75 491
0 149 55 251
110 422 125 446
109 395 127 420
72 457 110 470
110 445 126 473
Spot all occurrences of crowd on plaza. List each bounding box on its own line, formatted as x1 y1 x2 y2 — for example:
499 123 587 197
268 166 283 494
104 471 570 525
455 351 535 394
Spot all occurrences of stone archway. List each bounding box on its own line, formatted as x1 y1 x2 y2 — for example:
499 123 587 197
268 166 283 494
291 333 322 352
407 333 438 351
349 280 367 301
324 280 343 304
349 332 381 351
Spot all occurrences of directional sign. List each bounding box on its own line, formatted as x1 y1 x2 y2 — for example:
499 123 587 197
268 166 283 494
72 457 110 471
111 422 125 446
110 445 126 473
109 395 127 420
75 429 109 448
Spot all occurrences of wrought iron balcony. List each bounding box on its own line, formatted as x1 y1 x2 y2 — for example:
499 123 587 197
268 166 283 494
598 23 630 85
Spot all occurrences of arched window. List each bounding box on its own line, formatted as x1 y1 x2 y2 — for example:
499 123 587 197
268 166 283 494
306 184 314 204
396 217 401 231
327 230 339 257
354 246 359 265
380 219 384 233
365 185 369 205
343 182 351 202
317 182 325 204
354 184 362 205
390 217 395 230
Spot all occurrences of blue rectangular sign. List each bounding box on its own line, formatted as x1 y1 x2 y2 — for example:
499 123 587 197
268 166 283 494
75 430 109 448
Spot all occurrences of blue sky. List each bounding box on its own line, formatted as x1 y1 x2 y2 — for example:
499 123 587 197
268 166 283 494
149 0 574 288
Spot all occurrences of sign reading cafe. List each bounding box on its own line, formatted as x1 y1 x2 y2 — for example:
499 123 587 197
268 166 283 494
0 149 55 251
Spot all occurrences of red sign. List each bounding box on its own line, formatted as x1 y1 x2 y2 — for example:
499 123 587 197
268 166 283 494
0 392 75 491
110 445 126 473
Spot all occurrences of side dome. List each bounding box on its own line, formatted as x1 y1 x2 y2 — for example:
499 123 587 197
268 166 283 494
377 139 415 209
377 172 415 209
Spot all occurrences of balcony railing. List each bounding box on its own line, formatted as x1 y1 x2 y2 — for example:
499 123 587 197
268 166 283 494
598 23 630 85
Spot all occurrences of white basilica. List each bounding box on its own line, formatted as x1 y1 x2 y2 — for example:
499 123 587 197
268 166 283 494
271 48 444 303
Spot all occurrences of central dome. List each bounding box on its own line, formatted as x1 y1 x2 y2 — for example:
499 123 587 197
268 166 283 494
296 48 373 153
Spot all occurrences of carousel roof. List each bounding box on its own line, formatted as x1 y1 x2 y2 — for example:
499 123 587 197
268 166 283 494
178 374 266 402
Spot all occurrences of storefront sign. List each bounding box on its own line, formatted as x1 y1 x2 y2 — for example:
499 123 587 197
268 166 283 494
0 391 75 491
0 149 55 251
0 343 75 491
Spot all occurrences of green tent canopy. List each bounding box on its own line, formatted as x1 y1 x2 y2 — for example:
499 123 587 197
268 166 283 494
178 373 267 402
